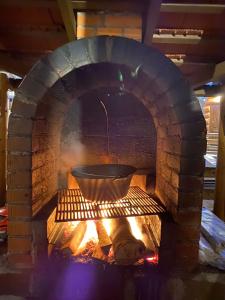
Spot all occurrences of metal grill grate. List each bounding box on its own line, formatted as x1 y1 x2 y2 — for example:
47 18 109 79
55 186 166 222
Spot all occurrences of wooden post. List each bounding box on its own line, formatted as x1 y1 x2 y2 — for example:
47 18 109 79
57 0 76 41
0 73 8 206
214 91 225 220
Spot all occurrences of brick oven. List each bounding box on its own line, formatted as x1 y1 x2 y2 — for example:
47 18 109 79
7 36 206 297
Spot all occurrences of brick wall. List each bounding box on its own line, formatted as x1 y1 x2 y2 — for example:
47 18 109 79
60 86 156 180
76 12 142 41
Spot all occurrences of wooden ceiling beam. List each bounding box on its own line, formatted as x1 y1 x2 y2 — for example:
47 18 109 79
0 0 146 12
160 3 225 14
0 51 41 77
0 28 67 53
1 1 224 15
57 0 76 41
178 62 215 88
143 0 163 46
0 0 57 8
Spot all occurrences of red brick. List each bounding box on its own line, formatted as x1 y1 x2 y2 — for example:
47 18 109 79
179 175 203 192
8 221 32 236
12 99 37 118
175 242 199 260
161 166 172 182
167 154 205 176
174 252 199 272
178 191 202 209
180 157 205 176
123 27 142 41
7 189 31 204
77 12 103 26
104 14 141 28
163 137 206 156
96 27 123 36
182 139 207 156
8 117 33 136
171 171 179 188
8 204 32 219
7 170 31 189
7 253 33 268
77 26 96 38
166 153 180 171
157 127 168 139
8 136 32 152
8 154 31 171
8 237 32 253
174 211 201 225
176 225 200 242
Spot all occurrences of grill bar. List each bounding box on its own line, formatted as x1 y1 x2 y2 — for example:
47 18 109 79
55 186 166 222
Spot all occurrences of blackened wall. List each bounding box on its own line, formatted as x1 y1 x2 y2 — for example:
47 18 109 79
60 88 156 174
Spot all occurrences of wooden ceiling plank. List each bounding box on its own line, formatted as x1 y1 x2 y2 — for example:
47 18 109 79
160 3 225 14
57 0 76 41
143 0 163 46
0 0 57 8
0 51 39 76
0 0 146 13
72 1 145 12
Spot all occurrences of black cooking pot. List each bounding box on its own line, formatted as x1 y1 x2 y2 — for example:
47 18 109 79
71 164 136 202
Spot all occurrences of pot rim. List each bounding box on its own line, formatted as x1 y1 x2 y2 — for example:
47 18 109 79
71 164 137 179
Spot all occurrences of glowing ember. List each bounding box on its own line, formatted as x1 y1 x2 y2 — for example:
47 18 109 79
145 254 158 264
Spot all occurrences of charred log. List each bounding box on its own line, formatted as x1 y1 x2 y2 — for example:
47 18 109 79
61 221 87 255
110 218 146 265
95 220 112 255
136 217 156 256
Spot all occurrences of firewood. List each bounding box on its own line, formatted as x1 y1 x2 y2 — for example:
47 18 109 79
136 217 156 254
110 218 146 265
61 221 87 255
92 244 107 261
95 220 112 255
48 222 65 246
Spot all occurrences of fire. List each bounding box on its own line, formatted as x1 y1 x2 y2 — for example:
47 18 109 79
78 220 98 250
127 217 143 240
101 155 112 164
50 215 158 265
69 221 80 229
145 254 158 264
102 218 111 236
73 217 144 251
69 217 143 252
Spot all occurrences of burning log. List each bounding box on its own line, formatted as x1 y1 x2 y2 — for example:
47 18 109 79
136 217 156 255
110 218 146 265
61 221 87 256
95 220 112 255
92 244 107 261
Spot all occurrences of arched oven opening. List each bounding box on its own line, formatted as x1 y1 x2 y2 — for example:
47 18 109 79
7 36 206 298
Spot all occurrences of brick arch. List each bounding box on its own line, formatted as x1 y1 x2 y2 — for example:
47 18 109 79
7 36 206 268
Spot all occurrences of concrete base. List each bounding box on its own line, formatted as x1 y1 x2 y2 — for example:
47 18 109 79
1 241 225 300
